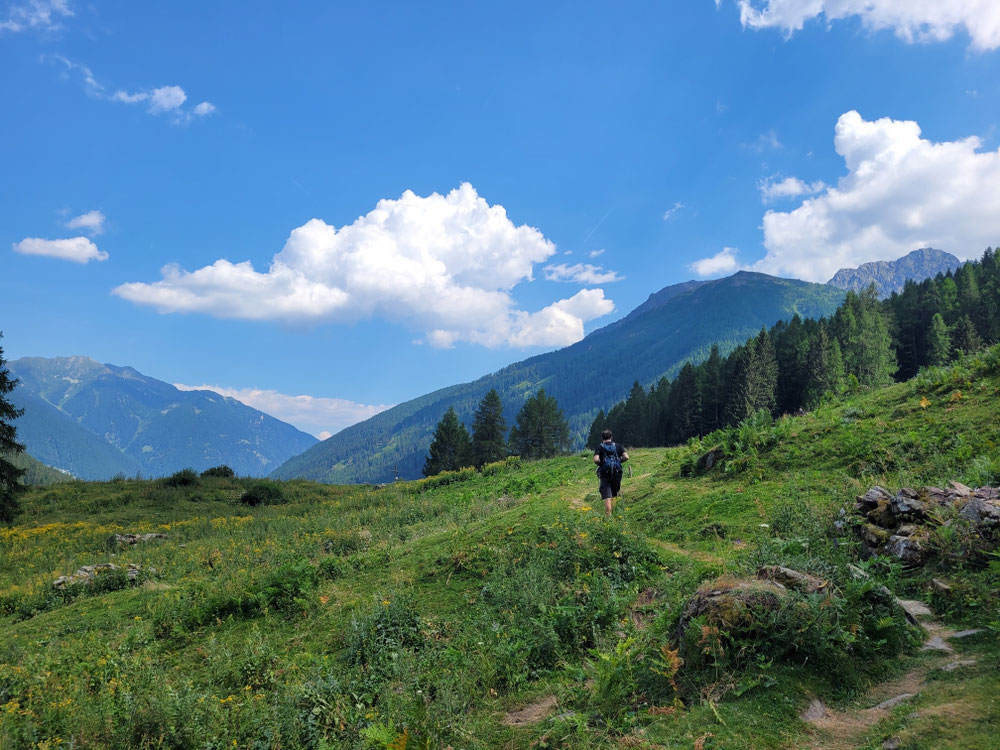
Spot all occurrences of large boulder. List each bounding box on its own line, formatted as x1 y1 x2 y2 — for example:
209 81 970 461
676 577 788 642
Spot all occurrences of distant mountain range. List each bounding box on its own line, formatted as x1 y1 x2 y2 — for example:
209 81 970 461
9 356 317 480
827 248 962 299
271 271 846 484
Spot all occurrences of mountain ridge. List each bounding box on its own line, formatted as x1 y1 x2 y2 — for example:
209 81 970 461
272 270 846 484
827 248 962 298
9 356 317 480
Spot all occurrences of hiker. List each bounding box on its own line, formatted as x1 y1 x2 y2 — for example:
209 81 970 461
594 429 628 516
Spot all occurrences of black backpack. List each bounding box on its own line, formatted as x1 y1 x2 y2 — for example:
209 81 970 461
597 442 623 478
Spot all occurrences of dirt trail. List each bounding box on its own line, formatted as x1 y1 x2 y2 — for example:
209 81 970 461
501 694 558 726
801 601 975 750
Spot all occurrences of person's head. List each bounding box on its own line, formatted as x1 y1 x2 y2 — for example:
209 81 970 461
601 429 612 442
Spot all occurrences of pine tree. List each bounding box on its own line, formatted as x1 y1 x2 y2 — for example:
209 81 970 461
926 312 951 366
620 381 649 446
0 334 25 524
587 410 606 451
951 315 983 356
699 345 724 435
422 407 471 476
750 327 778 414
667 362 701 443
509 389 570 460
469 389 507 467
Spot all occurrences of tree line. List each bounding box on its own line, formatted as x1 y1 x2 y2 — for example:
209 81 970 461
590 247 1000 449
423 388 570 476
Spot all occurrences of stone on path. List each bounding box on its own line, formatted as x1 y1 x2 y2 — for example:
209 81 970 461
800 698 828 722
920 636 953 653
882 738 901 750
897 599 932 619
873 693 917 711
940 659 977 672
949 629 985 639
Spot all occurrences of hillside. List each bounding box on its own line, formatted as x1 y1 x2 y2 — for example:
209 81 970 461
9 356 317 479
273 271 845 483
2 348 998 748
827 247 962 298
5 451 72 486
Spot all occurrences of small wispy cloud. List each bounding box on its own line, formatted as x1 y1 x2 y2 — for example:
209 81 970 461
588 249 605 258
0 0 71 33
758 176 826 203
46 55 216 125
742 129 782 152
173 383 393 439
13 236 107 263
543 262 623 284
662 201 685 221
65 209 105 236
689 247 743 277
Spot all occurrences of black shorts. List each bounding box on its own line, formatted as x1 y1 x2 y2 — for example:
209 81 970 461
599 473 622 499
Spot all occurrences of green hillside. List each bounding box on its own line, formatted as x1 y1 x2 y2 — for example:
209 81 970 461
5 451 72 486
273 272 845 483
3 349 998 748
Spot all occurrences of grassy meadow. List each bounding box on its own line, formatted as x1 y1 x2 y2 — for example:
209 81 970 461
2 351 1000 749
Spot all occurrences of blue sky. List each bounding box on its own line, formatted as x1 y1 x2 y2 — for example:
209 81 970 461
3 1 1000 438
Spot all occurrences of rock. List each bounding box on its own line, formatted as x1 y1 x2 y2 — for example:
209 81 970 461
696 447 725 472
958 498 1000 527
800 698 827 721
948 628 985 639
884 534 926 565
53 562 146 589
898 488 919 499
882 738 901 750
895 524 918 537
920 636 953 653
940 659 977 672
873 693 917 710
757 566 827 594
930 579 952 594
948 480 973 497
897 599 932 621
974 487 999 500
111 533 167 546
676 578 787 641
856 486 893 513
889 492 927 521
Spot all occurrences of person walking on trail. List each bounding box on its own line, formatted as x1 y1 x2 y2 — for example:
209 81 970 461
594 429 628 516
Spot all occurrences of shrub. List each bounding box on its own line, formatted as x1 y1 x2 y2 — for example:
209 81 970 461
259 558 318 614
344 595 424 670
163 468 200 487
201 464 236 478
318 557 346 580
240 481 286 506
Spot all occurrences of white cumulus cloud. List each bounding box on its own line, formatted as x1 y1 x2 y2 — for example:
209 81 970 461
173 383 392 439
736 0 1000 51
65 209 106 236
689 247 743 277
13 236 107 263
752 110 1000 282
543 262 623 284
0 0 71 33
114 184 617 349
759 176 826 203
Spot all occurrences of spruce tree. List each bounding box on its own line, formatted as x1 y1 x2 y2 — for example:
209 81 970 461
699 345 724 435
587 410 606 451
926 312 951 366
470 389 507 467
0 334 25 524
667 363 701 443
422 407 471 476
951 315 983 356
509 389 570 460
750 327 778 414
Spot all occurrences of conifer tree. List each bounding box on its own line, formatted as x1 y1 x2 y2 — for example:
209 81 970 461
587 409 606 451
699 345 724 435
620 381 649 446
469 389 507 467
422 407 471 476
926 312 951 366
509 389 570 460
751 327 778 414
667 362 701 443
0 334 25 524
951 315 983 356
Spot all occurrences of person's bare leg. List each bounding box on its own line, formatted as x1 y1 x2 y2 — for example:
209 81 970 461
605 496 613 516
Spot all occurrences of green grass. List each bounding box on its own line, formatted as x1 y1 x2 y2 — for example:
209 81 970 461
2 353 999 748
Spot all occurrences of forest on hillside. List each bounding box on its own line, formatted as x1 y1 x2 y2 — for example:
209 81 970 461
592 248 1000 449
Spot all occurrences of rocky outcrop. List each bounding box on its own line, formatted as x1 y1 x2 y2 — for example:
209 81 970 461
110 533 168 546
53 563 149 589
853 483 999 565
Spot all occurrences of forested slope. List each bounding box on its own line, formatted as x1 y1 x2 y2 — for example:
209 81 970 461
272 272 845 483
